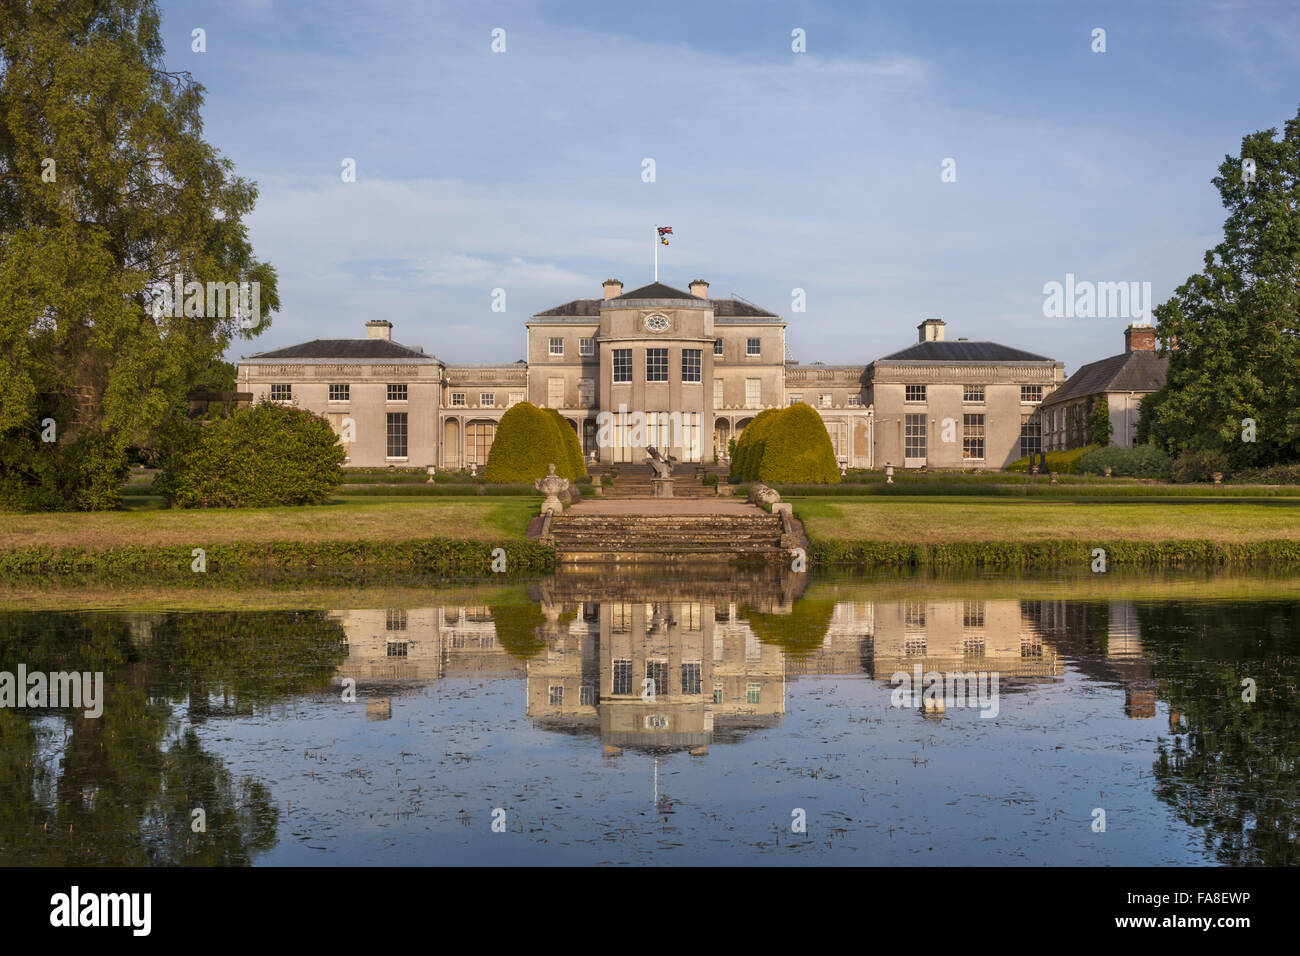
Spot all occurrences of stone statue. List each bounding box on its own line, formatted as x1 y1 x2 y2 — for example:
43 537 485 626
644 445 677 478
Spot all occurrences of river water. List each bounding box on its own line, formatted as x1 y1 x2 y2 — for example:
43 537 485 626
1 568 1297 866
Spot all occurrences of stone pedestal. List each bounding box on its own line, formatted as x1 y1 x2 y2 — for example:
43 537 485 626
651 477 674 498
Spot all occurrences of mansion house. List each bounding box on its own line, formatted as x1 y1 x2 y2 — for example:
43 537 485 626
236 277 1067 471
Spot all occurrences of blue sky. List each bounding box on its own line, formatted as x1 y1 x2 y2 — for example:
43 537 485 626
164 0 1300 373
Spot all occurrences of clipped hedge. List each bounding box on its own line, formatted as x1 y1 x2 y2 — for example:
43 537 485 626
807 538 1300 568
756 403 841 484
484 402 575 483
1077 444 1173 478
155 400 345 507
0 538 555 580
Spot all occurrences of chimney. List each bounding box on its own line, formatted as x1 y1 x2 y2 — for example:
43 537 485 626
1124 323 1155 353
690 279 710 299
366 320 392 341
602 278 623 300
918 318 946 343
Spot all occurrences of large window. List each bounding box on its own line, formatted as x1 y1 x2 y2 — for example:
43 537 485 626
646 348 668 382
270 383 291 402
612 659 633 695
613 348 632 383
963 385 984 403
963 413 985 460
579 337 595 356
714 338 723 356
905 384 926 403
549 337 564 356
681 662 702 696
328 383 349 402
905 413 926 459
682 348 702 383
819 393 832 408
466 421 496 467
745 379 761 406
713 379 724 406
386 412 408 458
746 337 761 357
646 661 669 697
451 392 465 407
1021 385 1044 404
387 383 407 402
1020 421 1042 458
479 392 494 407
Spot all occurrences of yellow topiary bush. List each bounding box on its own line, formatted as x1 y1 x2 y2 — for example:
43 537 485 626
756 403 841 484
484 402 573 483
544 407 587 478
731 407 779 481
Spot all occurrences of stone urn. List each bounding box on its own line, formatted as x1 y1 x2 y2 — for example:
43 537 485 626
1104 466 1112 478
1213 472 1223 485
535 463 569 515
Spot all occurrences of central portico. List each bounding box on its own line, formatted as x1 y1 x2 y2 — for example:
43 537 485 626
527 279 788 465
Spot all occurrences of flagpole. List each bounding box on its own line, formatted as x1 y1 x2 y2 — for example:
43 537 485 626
653 224 658 282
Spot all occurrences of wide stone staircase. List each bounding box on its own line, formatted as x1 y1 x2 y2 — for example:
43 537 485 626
547 512 786 563
592 464 723 499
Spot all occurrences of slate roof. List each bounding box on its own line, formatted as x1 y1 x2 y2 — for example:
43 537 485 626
244 339 437 361
532 286 780 320
1040 350 1168 406
875 341 1056 363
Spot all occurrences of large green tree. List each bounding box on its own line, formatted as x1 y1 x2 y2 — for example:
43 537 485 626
1143 105 1300 468
0 0 277 509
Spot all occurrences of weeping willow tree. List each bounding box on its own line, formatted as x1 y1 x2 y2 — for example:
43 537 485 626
0 0 278 509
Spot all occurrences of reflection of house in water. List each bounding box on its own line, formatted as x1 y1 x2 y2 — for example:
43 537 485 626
1021 599 1157 718
328 582 1157 740
329 606 524 721
526 598 788 752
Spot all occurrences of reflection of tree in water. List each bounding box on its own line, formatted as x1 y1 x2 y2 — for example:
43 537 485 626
1138 601 1300 866
0 609 346 865
490 601 575 661
740 598 836 658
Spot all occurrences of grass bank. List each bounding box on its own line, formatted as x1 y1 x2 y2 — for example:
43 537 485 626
795 496 1300 568
0 496 551 581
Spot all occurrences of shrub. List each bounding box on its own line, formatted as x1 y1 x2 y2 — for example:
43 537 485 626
1171 448 1232 483
731 408 779 481
701 472 719 486
544 408 587 478
0 432 130 512
1234 462 1300 485
756 403 841 484
1077 444 1172 478
156 400 345 507
1006 445 1094 474
484 402 574 483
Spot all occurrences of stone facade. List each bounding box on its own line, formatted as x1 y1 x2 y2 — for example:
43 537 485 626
1036 324 1168 451
237 277 1066 471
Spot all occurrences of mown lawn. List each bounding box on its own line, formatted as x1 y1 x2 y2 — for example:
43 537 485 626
0 496 538 551
793 496 1300 544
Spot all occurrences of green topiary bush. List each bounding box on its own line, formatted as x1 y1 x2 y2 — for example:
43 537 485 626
484 402 574 483
544 407 587 479
155 400 345 507
756 403 841 484
1077 443 1173 478
1234 462 1300 485
731 408 779 481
